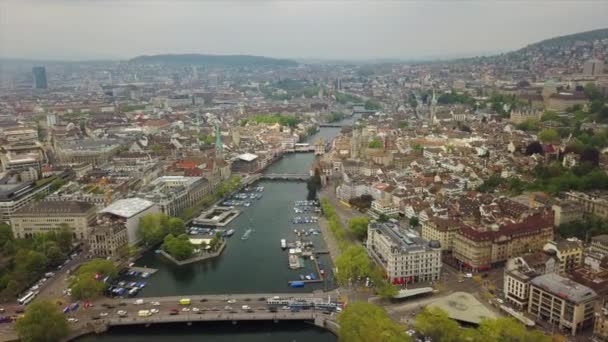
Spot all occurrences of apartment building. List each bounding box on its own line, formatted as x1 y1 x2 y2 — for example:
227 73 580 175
88 216 128 259
136 176 209 217
591 235 608 256
10 200 97 240
503 252 559 310
528 273 598 336
421 217 462 252
543 239 584 275
367 222 442 285
565 191 608 219
453 213 554 271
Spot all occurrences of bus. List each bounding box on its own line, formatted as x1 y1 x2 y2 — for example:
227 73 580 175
17 292 35 305
179 298 191 305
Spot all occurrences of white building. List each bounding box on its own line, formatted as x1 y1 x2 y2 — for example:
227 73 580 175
367 222 442 286
136 176 209 217
99 198 159 245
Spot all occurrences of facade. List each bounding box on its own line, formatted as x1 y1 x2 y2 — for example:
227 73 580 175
32 66 48 89
565 191 608 219
88 216 128 259
136 176 209 217
54 139 122 166
370 199 400 218
367 222 442 285
509 108 542 124
421 217 462 252
552 200 585 226
543 239 583 275
583 59 605 77
0 180 55 223
10 200 96 240
99 198 159 245
503 253 559 310
528 273 598 336
591 235 608 256
453 213 554 271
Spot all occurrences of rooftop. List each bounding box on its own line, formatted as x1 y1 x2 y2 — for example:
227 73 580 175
427 292 498 324
237 153 258 162
370 222 439 254
100 198 155 218
13 200 95 215
530 273 597 303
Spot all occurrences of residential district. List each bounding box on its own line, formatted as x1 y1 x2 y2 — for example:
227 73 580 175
2 28 608 342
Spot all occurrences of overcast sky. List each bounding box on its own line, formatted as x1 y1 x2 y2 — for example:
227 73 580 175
1 0 607 61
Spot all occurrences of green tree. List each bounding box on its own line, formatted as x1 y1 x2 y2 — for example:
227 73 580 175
398 121 408 128
377 214 390 222
168 217 186 236
368 138 383 149
335 245 371 286
76 259 118 278
338 302 410 342
70 272 106 299
163 234 195 260
409 216 419 227
539 128 560 144
364 99 382 111
348 217 369 240
415 307 463 342
44 242 65 267
14 250 47 284
15 300 69 342
0 223 14 255
56 224 74 253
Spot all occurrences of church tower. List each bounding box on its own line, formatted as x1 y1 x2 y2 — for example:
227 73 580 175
351 128 360 159
429 89 437 125
214 123 223 159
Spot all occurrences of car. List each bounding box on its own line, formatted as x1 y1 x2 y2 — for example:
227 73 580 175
15 309 24 314
281 306 290 311
210 307 220 311
100 312 109 317
224 306 232 311
243 298 251 302
91 316 100 320
134 299 144 305
117 310 127 317
227 299 236 304
106 305 115 309
169 309 179 315
150 309 159 314
0 308 4 313
151 301 161 306
230 310 238 313
67 318 79 323
192 307 200 312
181 307 190 312
199 299 208 302
257 297 266 301
118 303 127 307
406 329 416 337
269 307 277 313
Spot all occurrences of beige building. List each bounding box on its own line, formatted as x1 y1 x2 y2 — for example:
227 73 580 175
552 200 585 226
88 216 128 259
565 191 608 219
543 239 583 275
136 176 209 217
367 222 442 285
421 217 462 252
528 273 598 336
594 308 608 341
10 200 97 240
503 253 559 310
509 108 542 125
453 213 554 272
591 235 608 257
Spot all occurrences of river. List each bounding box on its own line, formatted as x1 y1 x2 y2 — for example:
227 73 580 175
77 122 351 341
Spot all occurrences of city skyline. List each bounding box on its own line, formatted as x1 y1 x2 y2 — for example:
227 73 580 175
1 0 607 61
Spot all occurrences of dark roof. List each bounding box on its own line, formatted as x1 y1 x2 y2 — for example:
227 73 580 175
13 201 96 216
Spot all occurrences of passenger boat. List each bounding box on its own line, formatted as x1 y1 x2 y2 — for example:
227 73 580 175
281 239 287 249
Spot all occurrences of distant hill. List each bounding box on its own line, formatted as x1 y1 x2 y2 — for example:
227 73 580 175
129 54 297 67
519 28 608 51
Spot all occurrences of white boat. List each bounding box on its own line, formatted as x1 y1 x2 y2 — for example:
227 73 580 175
281 239 286 249
241 228 253 240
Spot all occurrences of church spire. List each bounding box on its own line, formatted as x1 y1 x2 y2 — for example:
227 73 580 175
215 122 223 159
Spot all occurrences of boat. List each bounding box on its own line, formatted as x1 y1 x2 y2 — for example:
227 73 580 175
225 229 235 237
289 255 301 269
299 275 305 280
290 281 305 288
241 228 253 240
305 275 312 280
281 239 286 249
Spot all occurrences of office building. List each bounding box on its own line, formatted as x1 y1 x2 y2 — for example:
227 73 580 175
583 59 605 77
99 198 159 245
367 222 442 285
88 215 128 259
32 66 48 89
10 201 96 240
528 273 598 336
136 176 209 217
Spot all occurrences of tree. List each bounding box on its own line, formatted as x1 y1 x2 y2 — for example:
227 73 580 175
56 224 73 253
378 214 390 222
364 99 382 111
348 217 369 240
307 169 322 201
76 259 118 278
15 300 69 342
163 234 194 260
335 246 371 286
539 129 560 144
398 121 408 128
368 138 383 149
415 307 463 342
409 216 419 227
70 259 118 299
14 250 47 284
0 223 14 255
167 217 186 236
338 302 410 342
44 242 65 267
525 141 544 155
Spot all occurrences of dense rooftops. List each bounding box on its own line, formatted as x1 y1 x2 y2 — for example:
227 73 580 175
13 200 95 215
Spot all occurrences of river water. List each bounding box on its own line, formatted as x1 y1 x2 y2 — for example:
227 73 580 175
77 124 349 341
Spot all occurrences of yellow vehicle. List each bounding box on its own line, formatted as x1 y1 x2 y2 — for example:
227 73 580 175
138 310 152 317
179 298 191 305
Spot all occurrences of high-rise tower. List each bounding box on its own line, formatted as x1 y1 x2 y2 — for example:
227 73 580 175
32 66 48 89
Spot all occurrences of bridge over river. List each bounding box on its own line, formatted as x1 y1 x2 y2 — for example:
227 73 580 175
260 173 310 181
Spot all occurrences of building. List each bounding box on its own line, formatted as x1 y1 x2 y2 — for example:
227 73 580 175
88 216 128 259
54 139 122 166
10 200 96 240
99 198 159 245
583 59 605 77
231 153 259 174
367 222 442 285
528 273 598 336
552 200 585 226
369 199 400 219
509 108 543 124
2 127 38 144
503 253 559 310
32 66 48 89
0 180 54 223
546 92 589 112
591 235 608 257
421 217 462 252
565 191 608 220
452 213 554 272
543 239 583 275
136 176 209 217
